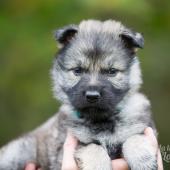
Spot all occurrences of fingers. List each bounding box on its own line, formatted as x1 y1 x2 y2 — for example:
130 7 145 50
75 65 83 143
112 158 129 170
144 127 164 170
144 127 158 149
61 132 78 170
157 148 164 170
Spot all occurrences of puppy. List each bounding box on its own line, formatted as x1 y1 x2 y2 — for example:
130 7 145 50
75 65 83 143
0 20 158 170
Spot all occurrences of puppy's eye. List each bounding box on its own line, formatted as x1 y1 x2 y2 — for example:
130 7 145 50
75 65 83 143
101 68 119 76
108 68 118 75
72 67 84 76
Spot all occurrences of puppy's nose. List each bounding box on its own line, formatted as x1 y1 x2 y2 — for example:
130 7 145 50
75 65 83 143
85 90 101 103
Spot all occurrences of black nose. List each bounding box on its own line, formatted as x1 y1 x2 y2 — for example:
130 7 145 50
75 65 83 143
85 90 101 103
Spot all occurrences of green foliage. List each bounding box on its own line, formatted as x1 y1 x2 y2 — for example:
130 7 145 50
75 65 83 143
0 0 170 168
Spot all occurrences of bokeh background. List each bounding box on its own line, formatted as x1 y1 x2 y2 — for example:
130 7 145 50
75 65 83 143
0 0 170 169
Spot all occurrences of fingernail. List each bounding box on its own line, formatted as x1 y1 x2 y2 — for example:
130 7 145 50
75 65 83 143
144 127 153 135
64 132 77 148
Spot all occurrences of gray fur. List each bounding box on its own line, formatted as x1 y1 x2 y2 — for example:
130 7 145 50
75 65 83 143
0 20 158 170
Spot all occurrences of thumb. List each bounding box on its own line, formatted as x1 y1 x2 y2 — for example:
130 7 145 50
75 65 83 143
61 132 78 170
144 127 158 149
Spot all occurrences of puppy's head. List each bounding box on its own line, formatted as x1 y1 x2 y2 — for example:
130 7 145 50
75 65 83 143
51 20 144 120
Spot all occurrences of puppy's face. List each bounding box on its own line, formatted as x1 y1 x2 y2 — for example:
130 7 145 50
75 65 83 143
52 20 144 120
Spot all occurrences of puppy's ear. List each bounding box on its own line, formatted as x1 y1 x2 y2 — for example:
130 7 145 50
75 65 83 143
120 30 144 51
54 25 78 47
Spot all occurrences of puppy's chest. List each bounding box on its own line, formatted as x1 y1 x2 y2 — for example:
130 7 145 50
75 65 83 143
77 128 123 160
93 137 123 160
70 116 146 159
71 122 126 160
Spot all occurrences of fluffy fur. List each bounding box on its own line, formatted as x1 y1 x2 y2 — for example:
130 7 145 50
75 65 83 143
0 20 158 170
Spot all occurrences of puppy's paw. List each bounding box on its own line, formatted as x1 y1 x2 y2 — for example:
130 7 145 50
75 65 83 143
122 135 158 170
75 144 112 170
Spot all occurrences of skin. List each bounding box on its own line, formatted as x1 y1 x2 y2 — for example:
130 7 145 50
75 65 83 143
25 127 163 170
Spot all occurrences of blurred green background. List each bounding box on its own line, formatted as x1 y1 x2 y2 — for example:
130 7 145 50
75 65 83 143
0 0 170 169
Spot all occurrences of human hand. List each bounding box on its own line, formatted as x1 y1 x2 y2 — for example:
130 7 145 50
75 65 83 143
111 127 163 170
25 127 163 170
62 127 163 170
61 127 163 170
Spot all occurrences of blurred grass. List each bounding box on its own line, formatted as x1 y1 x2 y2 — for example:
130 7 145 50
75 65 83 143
0 0 170 169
